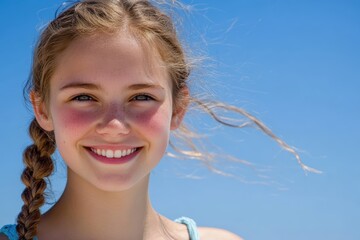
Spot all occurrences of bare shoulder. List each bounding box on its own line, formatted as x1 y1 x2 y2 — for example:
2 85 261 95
198 227 244 240
0 233 9 240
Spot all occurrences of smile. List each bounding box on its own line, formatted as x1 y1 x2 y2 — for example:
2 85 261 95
86 146 142 165
90 147 137 159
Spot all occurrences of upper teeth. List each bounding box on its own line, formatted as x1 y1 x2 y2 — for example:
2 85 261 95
91 148 137 158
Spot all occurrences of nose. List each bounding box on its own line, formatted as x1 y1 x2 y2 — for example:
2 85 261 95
96 103 130 136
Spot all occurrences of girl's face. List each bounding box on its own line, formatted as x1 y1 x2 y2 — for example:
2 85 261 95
34 31 183 191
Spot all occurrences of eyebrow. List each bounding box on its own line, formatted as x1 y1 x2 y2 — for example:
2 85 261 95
59 82 164 91
128 83 164 91
60 82 99 91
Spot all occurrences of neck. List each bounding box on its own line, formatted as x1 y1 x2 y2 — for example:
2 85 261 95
39 170 166 240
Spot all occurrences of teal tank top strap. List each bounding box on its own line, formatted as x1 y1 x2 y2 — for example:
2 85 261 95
0 225 18 240
174 217 200 240
0 224 39 240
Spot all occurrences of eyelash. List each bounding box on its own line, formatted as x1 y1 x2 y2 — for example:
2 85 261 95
131 93 155 101
70 93 155 102
72 94 94 102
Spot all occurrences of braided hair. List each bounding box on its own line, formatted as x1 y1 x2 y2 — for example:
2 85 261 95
16 120 55 240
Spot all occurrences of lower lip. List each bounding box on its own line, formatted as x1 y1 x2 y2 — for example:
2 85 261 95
86 147 142 165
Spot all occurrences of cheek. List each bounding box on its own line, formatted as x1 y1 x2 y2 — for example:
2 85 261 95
51 105 98 136
129 105 172 135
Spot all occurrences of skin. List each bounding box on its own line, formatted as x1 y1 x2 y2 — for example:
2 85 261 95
28 30 243 240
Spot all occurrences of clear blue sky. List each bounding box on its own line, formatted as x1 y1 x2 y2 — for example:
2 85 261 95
0 1 359 239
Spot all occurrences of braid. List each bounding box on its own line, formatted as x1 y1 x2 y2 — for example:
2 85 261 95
16 119 55 240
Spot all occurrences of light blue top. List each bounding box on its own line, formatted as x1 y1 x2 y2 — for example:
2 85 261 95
0 217 199 240
0 225 38 240
174 216 200 240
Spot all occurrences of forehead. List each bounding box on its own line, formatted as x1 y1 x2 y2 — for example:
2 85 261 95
51 30 170 88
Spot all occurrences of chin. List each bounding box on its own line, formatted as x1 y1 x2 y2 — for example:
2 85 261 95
90 173 149 193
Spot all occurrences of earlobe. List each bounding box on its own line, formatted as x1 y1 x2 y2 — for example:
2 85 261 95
170 87 189 130
170 115 181 130
30 91 54 131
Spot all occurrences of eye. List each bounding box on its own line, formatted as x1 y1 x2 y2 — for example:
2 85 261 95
131 94 155 101
71 94 94 102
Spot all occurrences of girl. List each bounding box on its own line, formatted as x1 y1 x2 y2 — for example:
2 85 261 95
0 0 316 239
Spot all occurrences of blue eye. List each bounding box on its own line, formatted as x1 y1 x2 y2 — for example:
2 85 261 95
132 94 154 101
72 95 94 101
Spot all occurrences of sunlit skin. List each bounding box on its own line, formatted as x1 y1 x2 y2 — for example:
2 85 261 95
29 31 242 240
31 31 190 239
45 33 175 192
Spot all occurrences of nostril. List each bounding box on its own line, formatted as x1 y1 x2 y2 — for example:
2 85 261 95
96 118 130 135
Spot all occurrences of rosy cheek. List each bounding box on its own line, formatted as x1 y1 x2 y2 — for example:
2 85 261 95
52 106 98 133
129 105 171 133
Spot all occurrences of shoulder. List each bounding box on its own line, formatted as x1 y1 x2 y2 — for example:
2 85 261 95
198 227 244 240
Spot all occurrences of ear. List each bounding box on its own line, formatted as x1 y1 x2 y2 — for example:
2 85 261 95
30 91 54 131
170 87 189 130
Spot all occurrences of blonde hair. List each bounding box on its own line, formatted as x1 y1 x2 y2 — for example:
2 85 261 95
19 0 318 239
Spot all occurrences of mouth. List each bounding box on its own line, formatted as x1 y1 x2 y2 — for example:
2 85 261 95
90 147 138 158
85 146 142 164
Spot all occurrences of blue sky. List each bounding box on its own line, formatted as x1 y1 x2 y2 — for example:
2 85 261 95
0 1 359 239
